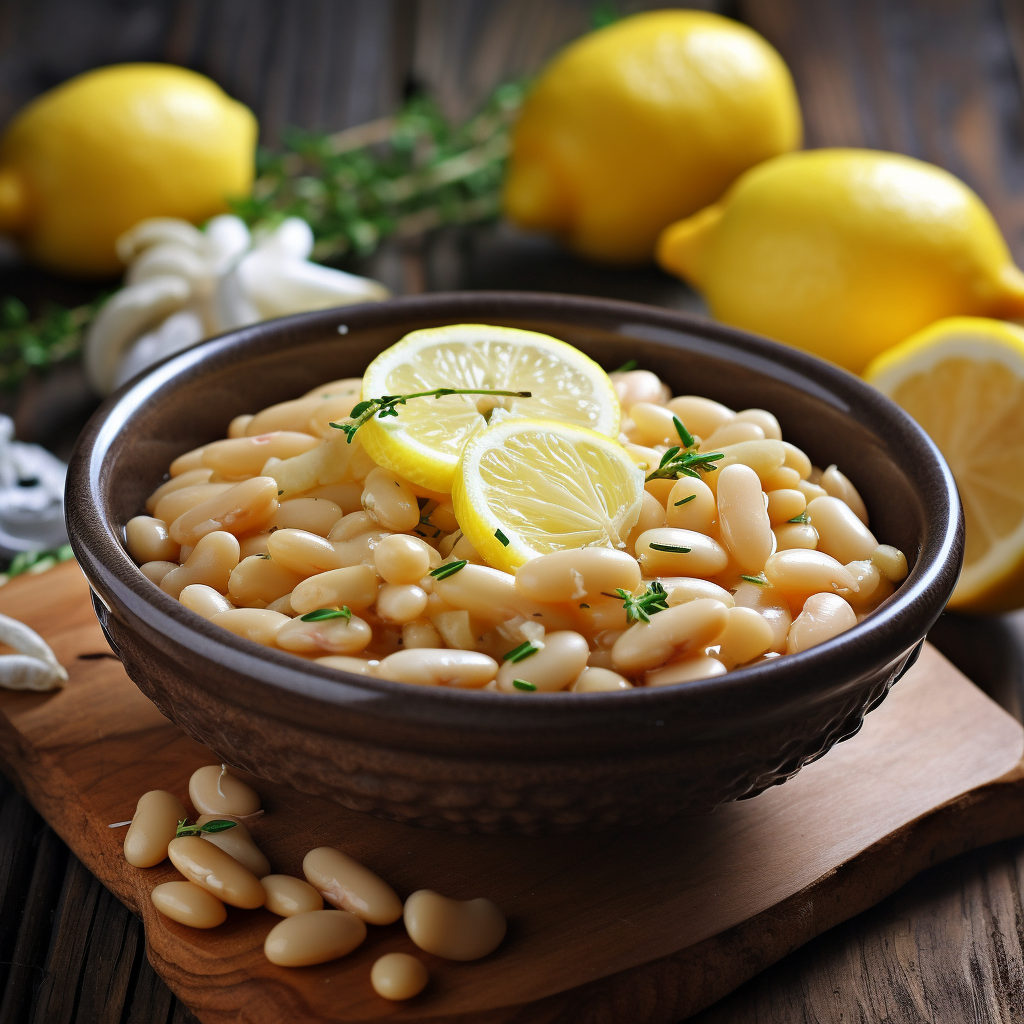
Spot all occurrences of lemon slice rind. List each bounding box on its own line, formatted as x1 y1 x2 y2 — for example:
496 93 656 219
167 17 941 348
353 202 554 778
359 324 620 492
453 418 644 573
866 316 1024 611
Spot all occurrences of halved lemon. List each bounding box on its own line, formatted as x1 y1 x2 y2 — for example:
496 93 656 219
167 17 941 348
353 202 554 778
452 418 644 573
865 316 1024 612
358 325 620 492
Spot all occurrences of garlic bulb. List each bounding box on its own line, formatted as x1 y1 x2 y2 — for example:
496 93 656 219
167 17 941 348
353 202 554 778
85 215 389 394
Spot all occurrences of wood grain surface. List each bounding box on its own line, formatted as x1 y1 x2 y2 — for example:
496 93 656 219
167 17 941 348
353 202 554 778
0 562 1023 1023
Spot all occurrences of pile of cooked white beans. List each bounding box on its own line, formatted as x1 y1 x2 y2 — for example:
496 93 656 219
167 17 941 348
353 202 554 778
123 764 505 999
124 363 909 692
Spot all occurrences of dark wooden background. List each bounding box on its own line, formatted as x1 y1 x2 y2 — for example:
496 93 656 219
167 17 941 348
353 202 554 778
3 0 1024 1021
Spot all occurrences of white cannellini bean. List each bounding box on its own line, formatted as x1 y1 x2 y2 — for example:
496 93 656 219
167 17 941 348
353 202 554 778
716 463 774 573
611 599 728 674
872 544 908 583
734 408 783 440
403 889 506 961
787 593 858 653
732 580 792 654
659 577 736 607
571 667 633 691
376 649 498 688
645 655 728 687
713 606 775 669
764 549 859 599
514 548 641 603
496 631 590 692
634 529 729 578
806 496 877 564
821 464 869 524
665 395 734 438
665 477 716 532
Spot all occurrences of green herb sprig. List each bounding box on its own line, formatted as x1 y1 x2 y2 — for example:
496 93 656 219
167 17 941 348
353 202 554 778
231 82 527 264
644 415 724 482
430 559 468 581
603 581 670 624
175 818 238 838
740 573 769 586
504 639 543 663
332 387 531 443
511 678 537 691
300 607 353 622
788 512 810 524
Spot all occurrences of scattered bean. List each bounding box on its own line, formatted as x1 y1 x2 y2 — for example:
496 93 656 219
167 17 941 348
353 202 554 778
403 889 506 961
371 952 429 1001
302 846 403 925
124 790 187 867
264 909 366 966
196 814 270 878
167 836 265 908
261 874 324 917
151 880 227 929
189 764 261 817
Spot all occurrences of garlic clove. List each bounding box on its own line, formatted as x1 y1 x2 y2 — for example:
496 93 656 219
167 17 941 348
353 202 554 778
203 215 251 273
0 612 64 669
236 250 389 321
257 217 315 260
114 307 207 390
116 218 206 265
126 243 210 288
0 654 66 692
85 275 192 394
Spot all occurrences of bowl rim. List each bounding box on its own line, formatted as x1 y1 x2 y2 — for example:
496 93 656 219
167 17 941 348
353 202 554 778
67 291 964 729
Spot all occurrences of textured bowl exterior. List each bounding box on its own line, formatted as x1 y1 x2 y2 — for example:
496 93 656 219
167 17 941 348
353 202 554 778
67 293 963 835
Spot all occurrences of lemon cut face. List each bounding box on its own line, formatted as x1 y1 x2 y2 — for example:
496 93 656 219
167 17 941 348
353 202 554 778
359 325 619 492
865 316 1024 612
453 419 644 573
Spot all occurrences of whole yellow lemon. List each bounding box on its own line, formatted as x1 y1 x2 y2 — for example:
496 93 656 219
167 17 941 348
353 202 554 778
502 10 801 264
657 148 1024 373
0 63 257 276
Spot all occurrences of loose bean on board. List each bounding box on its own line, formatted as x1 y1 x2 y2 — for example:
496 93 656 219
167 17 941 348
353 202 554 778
123 790 187 867
261 874 324 917
264 909 366 967
151 881 227 929
403 889 507 961
167 836 265 908
302 846 403 925
371 952 429 1001
196 814 270 878
189 764 261 817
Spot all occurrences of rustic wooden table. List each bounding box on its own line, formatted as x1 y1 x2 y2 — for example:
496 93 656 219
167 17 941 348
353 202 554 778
2 1 1024 1021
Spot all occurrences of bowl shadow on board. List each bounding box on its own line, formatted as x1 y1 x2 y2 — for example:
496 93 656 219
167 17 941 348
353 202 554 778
66 292 963 836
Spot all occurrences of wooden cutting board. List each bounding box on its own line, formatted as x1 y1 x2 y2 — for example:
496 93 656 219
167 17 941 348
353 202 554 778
0 561 1023 1023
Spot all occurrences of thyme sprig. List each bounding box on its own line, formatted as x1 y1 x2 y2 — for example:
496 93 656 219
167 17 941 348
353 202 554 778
740 573 769 586
175 818 238 838
644 415 724 482
332 387 532 443
603 582 669 624
300 607 353 622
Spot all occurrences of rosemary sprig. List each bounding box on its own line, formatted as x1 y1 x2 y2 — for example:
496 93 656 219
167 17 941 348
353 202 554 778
646 446 725 482
300 607 353 622
603 582 669 624
740 573 769 586
674 494 696 507
332 387 532 443
504 639 543 663
231 82 527 263
430 559 468 581
648 542 692 554
175 818 237 838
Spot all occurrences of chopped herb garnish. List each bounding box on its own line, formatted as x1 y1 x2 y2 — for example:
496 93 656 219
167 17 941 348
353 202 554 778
278 490 284 496
504 639 543 663
648 542 692 554
579 603 590 609
495 529 509 546
332 387 532 443
430 559 468 580
512 678 537 691
175 818 238 838
300 606 353 622
612 359 638 373
603 582 670 624
740 573 769 586
646 448 725 482
788 512 810 524
674 494 697 507
672 415 695 449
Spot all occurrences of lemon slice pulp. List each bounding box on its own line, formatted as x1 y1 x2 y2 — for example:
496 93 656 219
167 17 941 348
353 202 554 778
865 316 1024 612
358 325 620 492
452 419 644 573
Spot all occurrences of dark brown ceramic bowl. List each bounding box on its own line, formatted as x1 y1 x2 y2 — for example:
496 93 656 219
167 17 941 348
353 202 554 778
67 293 963 835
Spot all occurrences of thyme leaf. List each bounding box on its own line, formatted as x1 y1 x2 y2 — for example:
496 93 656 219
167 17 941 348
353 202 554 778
300 607 353 622
175 818 238 838
430 559 468 580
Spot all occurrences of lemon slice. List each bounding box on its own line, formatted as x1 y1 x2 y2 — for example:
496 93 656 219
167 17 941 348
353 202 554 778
865 316 1024 612
452 418 644 573
358 325 620 492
